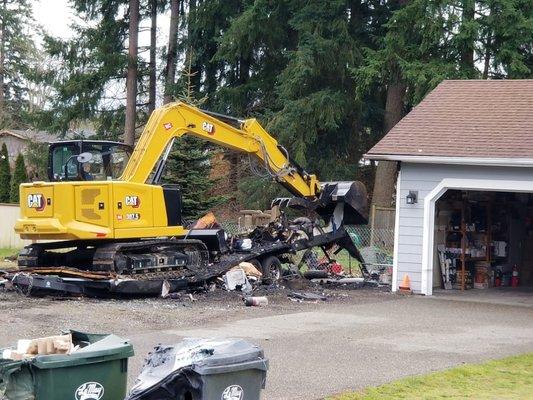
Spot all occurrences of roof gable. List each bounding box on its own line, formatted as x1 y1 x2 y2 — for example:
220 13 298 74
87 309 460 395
366 80 533 161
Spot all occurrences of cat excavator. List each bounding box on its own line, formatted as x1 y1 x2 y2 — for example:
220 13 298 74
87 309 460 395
14 102 367 279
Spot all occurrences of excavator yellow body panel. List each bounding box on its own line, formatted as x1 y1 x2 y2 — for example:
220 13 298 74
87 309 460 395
15 181 187 240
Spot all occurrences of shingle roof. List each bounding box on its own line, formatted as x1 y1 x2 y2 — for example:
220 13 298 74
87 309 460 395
366 80 533 159
0 129 59 143
0 128 96 143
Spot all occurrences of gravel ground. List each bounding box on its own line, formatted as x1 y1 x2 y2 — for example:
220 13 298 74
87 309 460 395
1 285 533 399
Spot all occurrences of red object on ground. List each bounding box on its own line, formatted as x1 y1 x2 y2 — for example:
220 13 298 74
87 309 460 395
511 265 519 288
329 262 343 275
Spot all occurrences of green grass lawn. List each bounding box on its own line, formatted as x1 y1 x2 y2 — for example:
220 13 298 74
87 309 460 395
329 353 533 400
0 248 18 259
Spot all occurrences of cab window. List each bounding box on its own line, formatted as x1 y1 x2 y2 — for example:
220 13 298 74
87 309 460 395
49 142 132 182
51 145 78 181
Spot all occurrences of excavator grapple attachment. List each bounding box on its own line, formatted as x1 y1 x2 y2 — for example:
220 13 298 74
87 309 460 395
272 180 368 225
318 181 368 225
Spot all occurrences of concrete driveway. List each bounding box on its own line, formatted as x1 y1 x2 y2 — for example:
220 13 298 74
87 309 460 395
2 288 533 399
129 289 533 399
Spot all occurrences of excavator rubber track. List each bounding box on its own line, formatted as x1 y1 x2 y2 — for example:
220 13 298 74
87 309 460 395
18 239 210 279
92 239 209 276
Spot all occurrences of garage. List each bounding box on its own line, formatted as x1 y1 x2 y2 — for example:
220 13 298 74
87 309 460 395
365 79 533 295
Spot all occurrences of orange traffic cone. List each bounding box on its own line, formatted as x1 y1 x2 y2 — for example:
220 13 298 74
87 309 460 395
399 274 412 294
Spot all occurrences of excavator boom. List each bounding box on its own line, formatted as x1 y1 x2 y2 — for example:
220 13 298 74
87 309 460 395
121 102 367 224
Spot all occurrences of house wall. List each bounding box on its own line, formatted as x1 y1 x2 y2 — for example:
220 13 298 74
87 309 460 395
0 135 27 166
396 162 533 293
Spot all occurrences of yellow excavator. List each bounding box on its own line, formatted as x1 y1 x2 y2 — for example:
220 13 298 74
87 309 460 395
14 102 367 278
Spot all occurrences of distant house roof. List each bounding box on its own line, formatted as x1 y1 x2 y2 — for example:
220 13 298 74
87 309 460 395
0 129 59 143
0 128 96 143
366 80 533 166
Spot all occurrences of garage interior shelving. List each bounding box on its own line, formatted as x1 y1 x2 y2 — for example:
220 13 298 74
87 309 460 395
435 190 523 291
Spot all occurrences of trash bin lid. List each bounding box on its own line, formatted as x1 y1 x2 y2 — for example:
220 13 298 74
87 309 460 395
191 339 265 373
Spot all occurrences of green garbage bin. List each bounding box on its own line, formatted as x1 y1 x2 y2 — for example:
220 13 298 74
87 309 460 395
0 330 134 400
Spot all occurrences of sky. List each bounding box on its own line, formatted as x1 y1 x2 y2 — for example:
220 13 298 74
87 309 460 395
33 0 170 46
32 0 171 106
34 0 76 39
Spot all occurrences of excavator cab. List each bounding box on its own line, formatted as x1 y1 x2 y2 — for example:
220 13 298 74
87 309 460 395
48 140 132 182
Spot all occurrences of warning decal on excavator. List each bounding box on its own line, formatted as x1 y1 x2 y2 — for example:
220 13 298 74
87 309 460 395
27 193 46 211
125 213 140 220
163 122 173 130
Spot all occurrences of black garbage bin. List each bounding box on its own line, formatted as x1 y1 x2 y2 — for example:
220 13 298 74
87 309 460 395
127 338 268 400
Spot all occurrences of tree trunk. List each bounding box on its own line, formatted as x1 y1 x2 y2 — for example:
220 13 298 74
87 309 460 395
124 0 139 146
371 78 406 208
482 5 493 80
460 0 476 77
148 0 157 114
164 0 180 104
0 0 6 122
482 34 491 79
187 0 202 93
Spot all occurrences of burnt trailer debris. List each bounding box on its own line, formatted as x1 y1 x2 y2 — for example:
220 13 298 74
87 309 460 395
6 212 372 298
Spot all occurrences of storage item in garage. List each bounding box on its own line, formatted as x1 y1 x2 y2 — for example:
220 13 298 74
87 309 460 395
0 330 134 400
474 262 491 289
455 269 473 289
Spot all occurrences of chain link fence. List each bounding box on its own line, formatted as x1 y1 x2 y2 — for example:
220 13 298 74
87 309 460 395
217 220 394 276
346 225 394 272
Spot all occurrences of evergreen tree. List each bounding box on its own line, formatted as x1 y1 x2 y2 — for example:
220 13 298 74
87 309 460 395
264 0 370 181
124 0 140 146
162 136 227 221
217 0 374 208
480 0 533 78
0 143 10 202
10 152 27 203
215 0 296 115
40 0 130 138
0 0 42 127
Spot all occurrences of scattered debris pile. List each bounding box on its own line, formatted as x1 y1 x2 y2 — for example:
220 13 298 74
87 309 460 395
2 211 388 299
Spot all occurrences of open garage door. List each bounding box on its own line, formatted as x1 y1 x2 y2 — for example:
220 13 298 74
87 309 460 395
433 189 533 293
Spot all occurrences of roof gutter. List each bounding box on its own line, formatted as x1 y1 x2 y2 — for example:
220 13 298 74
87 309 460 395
364 154 533 168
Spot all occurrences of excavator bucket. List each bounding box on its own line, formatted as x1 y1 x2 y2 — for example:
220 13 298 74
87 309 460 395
272 181 368 225
317 181 368 225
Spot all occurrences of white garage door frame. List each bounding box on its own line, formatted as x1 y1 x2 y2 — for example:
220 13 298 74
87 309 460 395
420 178 533 296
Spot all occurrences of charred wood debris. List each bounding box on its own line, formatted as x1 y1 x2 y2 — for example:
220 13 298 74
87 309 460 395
0 213 387 302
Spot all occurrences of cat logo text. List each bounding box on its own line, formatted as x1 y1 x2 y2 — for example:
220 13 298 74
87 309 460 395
27 194 46 211
125 196 140 208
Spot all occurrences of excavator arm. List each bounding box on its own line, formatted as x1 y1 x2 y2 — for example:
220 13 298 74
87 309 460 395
121 102 367 225
121 102 319 197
